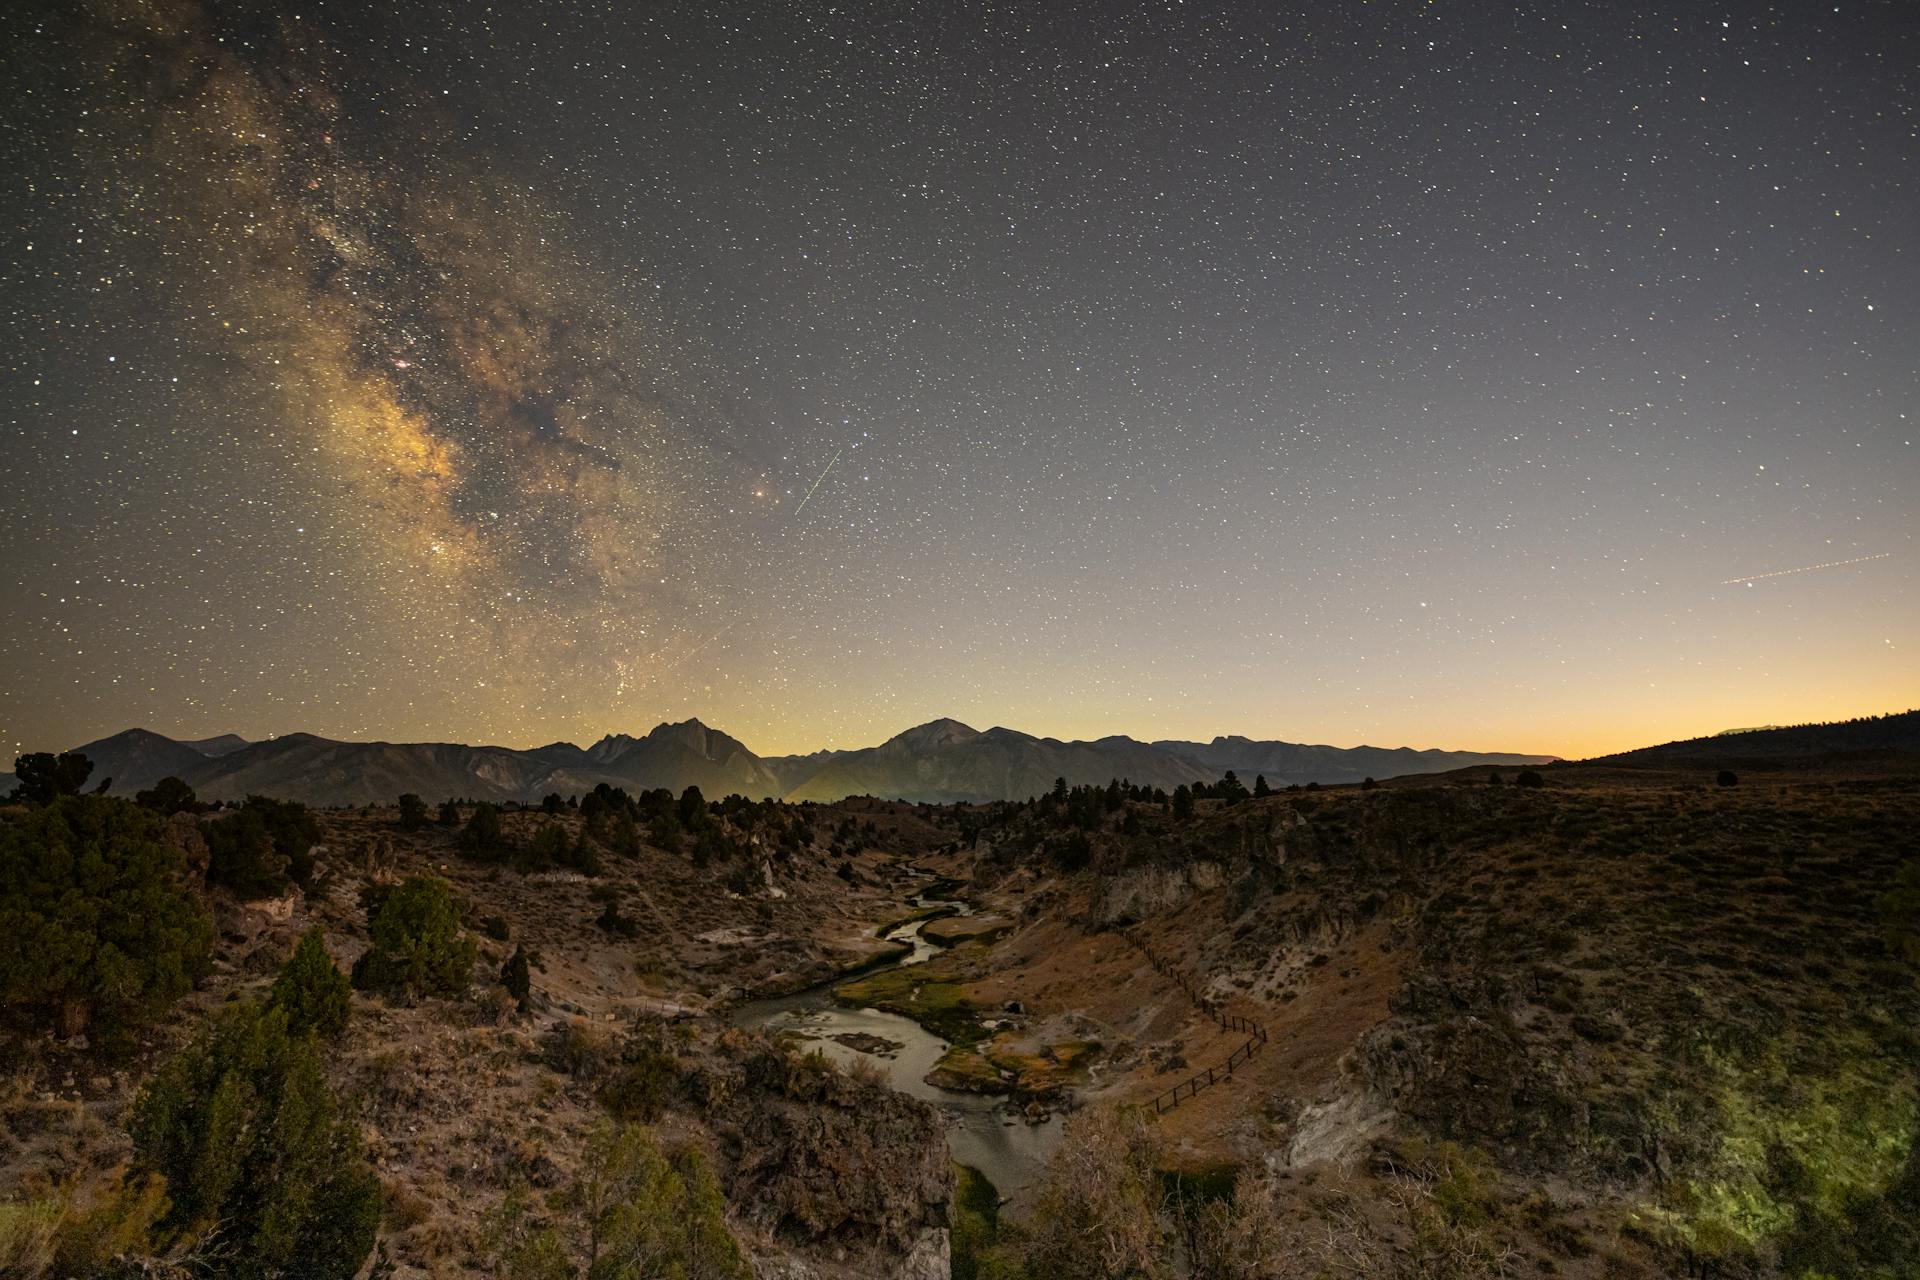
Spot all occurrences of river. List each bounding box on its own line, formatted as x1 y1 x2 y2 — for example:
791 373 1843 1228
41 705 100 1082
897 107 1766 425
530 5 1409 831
730 883 1063 1197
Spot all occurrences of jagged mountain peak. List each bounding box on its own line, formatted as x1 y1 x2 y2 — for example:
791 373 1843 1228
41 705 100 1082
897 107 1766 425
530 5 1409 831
645 718 754 763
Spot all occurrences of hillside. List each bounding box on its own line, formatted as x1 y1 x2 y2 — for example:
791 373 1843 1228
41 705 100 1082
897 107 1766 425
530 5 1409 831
924 741 1920 1276
1595 710 1920 771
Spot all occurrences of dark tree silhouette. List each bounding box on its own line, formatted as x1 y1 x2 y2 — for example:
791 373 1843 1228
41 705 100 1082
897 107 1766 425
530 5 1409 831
136 775 200 815
11 752 94 805
397 793 429 830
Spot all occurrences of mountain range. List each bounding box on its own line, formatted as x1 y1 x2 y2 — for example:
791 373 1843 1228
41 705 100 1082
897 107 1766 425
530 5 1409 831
9 718 1555 808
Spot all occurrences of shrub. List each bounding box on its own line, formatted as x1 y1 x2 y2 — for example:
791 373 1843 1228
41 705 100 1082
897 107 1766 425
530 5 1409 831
200 808 287 897
601 1040 677 1122
437 798 461 826
134 775 200 816
397 793 429 830
201 796 320 895
1361 776 1379 791
244 795 320 883
516 822 571 873
350 876 475 998
130 1001 380 1278
649 809 683 852
0 1172 169 1277
270 926 352 1039
0 794 213 1041
1716 770 1739 788
605 809 642 859
1515 769 1545 789
567 826 604 875
1021 1108 1164 1280
501 944 531 1010
598 899 640 938
485 1189 573 1280
460 803 508 862
1051 831 1092 872
575 1121 748 1280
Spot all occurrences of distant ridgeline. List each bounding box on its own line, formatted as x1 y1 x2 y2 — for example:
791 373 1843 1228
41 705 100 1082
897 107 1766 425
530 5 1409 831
13 718 1557 809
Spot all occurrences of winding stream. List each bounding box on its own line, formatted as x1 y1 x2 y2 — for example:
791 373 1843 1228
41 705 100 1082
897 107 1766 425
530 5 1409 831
731 884 1063 1196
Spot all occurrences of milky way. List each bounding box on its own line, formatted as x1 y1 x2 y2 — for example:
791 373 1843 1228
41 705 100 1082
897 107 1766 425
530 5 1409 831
3 1 1915 758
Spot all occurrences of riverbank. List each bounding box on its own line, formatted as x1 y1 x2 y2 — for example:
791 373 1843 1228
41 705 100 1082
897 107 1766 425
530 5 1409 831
730 876 1067 1196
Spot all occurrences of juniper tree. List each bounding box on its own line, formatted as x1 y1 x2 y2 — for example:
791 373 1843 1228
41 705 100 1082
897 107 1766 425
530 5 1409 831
351 875 475 998
269 926 352 1039
130 1001 380 1278
0 794 213 1041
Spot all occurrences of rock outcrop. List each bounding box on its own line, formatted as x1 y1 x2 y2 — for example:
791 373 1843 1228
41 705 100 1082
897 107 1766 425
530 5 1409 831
699 1033 952 1256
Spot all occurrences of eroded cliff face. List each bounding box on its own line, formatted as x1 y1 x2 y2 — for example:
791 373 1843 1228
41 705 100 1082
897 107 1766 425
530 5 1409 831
963 773 1920 1277
1094 859 1225 925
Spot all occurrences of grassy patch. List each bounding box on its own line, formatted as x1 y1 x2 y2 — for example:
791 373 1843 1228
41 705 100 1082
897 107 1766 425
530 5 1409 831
951 1163 1008 1280
834 961 986 1048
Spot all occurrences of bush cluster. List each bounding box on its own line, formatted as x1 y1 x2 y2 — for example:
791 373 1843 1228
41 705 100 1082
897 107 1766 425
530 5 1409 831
200 795 320 896
350 875 475 998
130 1001 380 1278
0 794 213 1043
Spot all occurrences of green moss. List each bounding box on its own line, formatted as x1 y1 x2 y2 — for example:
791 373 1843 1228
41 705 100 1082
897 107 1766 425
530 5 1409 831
951 1163 1008 1280
835 962 985 1047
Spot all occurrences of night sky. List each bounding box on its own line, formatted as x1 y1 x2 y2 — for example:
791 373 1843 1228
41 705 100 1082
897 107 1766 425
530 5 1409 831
3 1 1915 761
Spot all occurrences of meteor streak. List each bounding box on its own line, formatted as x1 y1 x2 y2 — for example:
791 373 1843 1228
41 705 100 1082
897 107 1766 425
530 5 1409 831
791 444 846 517
1722 552 1889 585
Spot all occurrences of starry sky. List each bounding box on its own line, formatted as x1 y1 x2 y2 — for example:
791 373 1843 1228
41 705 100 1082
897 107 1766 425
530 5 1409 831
3 0 1915 761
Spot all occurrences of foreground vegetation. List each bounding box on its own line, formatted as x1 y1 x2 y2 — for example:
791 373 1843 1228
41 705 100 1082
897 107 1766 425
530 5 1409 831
3 728 1916 1278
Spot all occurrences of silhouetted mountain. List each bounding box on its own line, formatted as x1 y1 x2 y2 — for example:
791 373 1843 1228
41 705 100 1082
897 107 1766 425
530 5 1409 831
574 719 784 797
1155 735 1556 788
762 749 848 794
182 733 250 758
33 717 1555 807
777 720 1549 804
67 728 236 795
785 721 1187 803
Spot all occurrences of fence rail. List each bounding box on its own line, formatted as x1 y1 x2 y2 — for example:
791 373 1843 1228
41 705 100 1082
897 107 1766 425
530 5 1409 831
1123 934 1270 1115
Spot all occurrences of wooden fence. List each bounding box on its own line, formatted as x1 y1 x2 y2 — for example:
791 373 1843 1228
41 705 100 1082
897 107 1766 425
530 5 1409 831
1124 933 1270 1115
